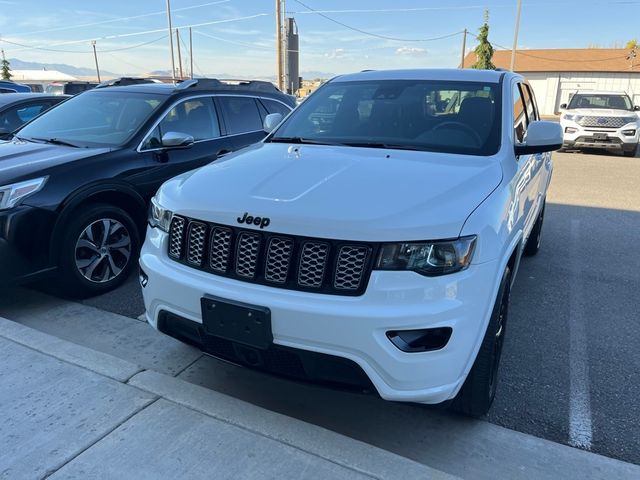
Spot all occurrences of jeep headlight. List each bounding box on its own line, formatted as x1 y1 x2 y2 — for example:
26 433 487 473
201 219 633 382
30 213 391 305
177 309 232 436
148 196 173 233
375 236 477 276
0 177 47 210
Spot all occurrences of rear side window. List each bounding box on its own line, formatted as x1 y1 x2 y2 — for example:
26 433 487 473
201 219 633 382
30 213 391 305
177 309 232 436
521 84 538 122
513 84 527 144
260 98 291 117
217 96 263 135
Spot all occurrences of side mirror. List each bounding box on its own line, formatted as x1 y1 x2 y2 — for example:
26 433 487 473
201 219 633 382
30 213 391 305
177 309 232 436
263 113 283 133
515 121 563 156
161 131 194 148
559 103 567 110
634 105 640 111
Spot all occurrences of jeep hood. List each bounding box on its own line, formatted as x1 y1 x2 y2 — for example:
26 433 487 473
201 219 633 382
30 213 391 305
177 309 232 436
158 143 503 241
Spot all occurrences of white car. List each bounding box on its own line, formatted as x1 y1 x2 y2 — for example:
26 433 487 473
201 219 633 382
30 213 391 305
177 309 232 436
141 69 563 416
559 90 640 157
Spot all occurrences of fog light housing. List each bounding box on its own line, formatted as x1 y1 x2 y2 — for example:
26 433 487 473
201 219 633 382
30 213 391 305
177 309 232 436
622 129 636 136
564 127 577 134
386 327 452 353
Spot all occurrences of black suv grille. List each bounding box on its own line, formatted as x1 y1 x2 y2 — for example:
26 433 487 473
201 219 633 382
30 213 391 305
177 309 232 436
167 215 377 296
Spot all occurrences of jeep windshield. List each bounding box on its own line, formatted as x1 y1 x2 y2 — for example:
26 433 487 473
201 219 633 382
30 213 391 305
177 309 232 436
568 93 633 111
268 79 501 156
18 90 166 148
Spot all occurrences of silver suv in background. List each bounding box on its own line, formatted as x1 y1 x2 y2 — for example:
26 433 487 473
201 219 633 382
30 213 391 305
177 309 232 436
560 91 640 157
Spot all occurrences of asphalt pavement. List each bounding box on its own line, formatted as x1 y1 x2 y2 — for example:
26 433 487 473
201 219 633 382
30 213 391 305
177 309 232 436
1 150 639 472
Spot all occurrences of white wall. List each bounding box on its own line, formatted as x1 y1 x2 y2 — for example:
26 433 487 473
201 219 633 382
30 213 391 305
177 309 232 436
522 72 640 116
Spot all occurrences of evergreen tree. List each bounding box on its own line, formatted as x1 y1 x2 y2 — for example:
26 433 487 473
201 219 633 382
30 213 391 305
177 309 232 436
1 50 11 81
472 11 496 70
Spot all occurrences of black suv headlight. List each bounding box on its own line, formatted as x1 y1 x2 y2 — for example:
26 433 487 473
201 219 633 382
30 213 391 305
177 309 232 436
148 196 173 233
375 236 477 276
0 177 47 210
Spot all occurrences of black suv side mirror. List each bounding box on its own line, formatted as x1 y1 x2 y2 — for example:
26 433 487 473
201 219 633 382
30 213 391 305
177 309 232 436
559 103 568 109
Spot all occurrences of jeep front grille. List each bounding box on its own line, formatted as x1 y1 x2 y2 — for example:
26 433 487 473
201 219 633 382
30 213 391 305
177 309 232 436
577 116 628 128
167 215 376 296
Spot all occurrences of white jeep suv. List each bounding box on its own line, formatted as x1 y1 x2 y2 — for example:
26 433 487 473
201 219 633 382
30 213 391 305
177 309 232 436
141 69 562 416
560 90 640 156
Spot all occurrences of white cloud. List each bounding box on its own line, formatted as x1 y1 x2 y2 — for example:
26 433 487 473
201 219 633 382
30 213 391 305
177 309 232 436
396 46 427 57
324 48 346 59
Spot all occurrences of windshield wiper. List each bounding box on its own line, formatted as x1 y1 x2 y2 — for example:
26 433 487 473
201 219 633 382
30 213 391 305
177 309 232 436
29 137 81 148
268 136 337 145
340 142 425 151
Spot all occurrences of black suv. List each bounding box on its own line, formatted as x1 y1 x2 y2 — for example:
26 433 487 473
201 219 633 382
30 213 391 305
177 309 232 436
0 79 294 295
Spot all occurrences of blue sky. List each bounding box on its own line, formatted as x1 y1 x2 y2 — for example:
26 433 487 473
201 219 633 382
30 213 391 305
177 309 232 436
0 0 638 78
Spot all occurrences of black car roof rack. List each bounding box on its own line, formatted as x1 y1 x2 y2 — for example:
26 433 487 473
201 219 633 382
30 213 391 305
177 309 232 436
175 78 280 93
95 77 159 88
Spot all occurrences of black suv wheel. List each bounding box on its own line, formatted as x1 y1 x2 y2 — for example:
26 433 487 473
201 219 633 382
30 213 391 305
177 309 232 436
58 203 139 297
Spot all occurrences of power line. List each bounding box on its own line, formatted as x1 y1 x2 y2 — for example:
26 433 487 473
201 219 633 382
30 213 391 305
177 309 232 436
2 13 268 54
5 0 232 38
291 0 464 43
0 35 168 54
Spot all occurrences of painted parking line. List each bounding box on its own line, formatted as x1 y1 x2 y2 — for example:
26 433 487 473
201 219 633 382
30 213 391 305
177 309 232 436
568 218 592 450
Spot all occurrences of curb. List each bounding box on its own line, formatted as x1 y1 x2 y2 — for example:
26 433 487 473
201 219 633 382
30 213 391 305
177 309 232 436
0 316 455 480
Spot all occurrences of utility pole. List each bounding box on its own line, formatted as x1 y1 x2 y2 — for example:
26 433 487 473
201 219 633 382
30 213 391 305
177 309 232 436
91 40 101 82
510 0 522 71
460 29 467 68
166 0 176 81
276 0 284 90
189 27 194 79
176 29 183 79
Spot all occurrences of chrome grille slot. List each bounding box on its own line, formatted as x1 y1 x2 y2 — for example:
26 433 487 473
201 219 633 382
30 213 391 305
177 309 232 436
235 232 261 278
578 116 627 128
209 227 232 272
168 216 186 259
186 222 207 265
334 245 370 291
298 242 329 288
265 237 293 284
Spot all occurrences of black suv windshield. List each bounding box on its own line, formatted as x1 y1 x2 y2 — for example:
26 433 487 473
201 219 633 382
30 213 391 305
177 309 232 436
568 93 633 111
268 79 501 156
18 90 167 148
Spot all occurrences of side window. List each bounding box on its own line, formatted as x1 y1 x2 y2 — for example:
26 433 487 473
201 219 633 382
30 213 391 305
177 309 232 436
260 98 291 118
16 103 50 123
217 96 263 135
513 84 527 144
521 84 538 122
142 97 220 149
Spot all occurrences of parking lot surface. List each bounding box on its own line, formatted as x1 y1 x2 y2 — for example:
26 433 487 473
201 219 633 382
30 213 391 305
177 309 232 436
1 150 638 471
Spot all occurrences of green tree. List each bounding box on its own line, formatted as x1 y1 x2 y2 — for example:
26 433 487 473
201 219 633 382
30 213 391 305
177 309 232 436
1 49 11 81
471 10 496 70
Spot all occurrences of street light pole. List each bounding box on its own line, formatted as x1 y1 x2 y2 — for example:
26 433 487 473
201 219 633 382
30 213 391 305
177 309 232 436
276 0 284 91
176 28 183 79
166 0 176 82
91 40 101 82
189 27 194 79
510 0 522 71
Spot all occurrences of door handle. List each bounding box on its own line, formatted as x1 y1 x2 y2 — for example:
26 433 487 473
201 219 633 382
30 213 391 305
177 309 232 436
216 149 231 157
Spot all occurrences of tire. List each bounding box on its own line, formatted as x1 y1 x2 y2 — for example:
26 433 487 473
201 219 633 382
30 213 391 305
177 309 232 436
58 203 140 298
623 144 638 157
523 201 545 256
450 267 512 417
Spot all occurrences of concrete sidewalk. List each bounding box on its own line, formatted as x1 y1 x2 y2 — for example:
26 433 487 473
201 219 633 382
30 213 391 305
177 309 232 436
0 317 451 480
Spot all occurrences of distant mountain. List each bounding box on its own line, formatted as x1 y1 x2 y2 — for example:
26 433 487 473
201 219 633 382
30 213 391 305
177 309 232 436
300 70 335 80
8 58 115 77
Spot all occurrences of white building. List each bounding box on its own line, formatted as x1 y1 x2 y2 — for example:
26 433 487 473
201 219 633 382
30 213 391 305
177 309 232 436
464 48 640 116
9 69 78 84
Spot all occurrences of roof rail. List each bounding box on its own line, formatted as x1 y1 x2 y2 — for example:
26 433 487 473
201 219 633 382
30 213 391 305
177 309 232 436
175 78 280 93
95 77 159 88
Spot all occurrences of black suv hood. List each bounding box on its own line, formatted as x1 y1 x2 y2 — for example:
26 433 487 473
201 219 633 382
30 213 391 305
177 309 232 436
0 139 110 183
